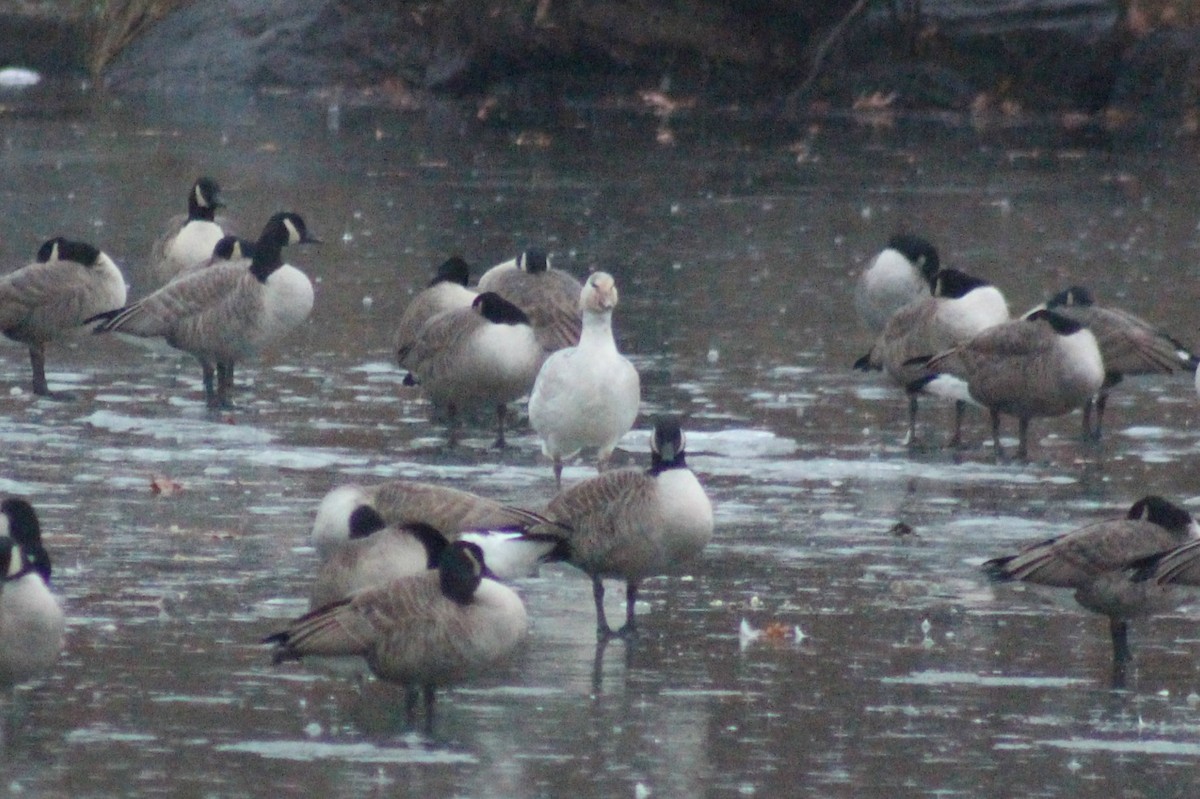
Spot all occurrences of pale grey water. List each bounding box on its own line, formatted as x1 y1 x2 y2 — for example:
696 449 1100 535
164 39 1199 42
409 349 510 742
1 83 1200 797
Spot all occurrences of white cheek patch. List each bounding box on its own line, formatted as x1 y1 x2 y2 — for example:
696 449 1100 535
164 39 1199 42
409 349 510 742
283 218 299 243
194 184 205 207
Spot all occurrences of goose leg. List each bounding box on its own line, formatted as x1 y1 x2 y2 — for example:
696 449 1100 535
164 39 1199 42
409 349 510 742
422 684 437 735
592 576 613 638
202 361 218 408
553 456 563 489
990 410 1005 460
216 363 235 409
28 343 49 396
1092 391 1109 442
404 686 420 726
492 404 507 449
1110 618 1131 689
949 399 965 448
903 395 919 446
617 581 640 637
1016 418 1030 461
1081 396 1096 441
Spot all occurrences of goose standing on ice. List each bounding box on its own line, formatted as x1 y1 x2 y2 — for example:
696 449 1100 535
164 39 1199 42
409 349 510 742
264 541 528 729
983 495 1197 686
89 212 319 409
151 177 228 283
478 249 583 352
542 416 713 638
0 498 65 687
0 237 127 399
855 268 1009 445
405 291 545 446
854 234 941 334
1025 286 1198 440
529 271 640 487
394 256 476 375
911 309 1105 461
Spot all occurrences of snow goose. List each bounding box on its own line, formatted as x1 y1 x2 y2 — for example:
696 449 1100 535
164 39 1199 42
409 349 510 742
478 249 582 352
0 237 127 398
983 495 1197 685
1024 286 1198 440
542 416 713 638
264 541 528 728
89 212 319 409
854 233 940 334
151 177 228 283
855 268 1009 445
529 271 640 487
405 291 545 446
0 498 65 687
911 309 1105 461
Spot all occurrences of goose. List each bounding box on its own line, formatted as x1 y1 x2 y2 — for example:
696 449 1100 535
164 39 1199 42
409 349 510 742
151 177 228 283
983 495 1197 684
1024 286 1198 440
309 506 448 609
855 268 1009 445
528 271 641 487
264 541 528 726
88 212 319 409
911 309 1105 461
477 249 583 352
405 291 546 446
854 233 941 334
312 481 563 580
0 498 65 687
394 256 476 374
0 237 128 399
541 416 713 638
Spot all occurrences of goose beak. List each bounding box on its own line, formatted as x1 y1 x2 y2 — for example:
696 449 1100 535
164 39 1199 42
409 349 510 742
300 233 323 245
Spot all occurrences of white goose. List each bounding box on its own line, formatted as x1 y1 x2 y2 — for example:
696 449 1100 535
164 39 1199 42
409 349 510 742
529 271 641 487
0 237 128 398
151 177 228 283
89 212 319 409
0 498 65 687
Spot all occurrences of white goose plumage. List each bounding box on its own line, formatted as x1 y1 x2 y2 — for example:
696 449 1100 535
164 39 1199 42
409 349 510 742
0 498 65 687
529 271 641 487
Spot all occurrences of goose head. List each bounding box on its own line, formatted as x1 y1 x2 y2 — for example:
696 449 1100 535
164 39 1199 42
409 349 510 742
431 256 471 287
649 416 688 472
1045 286 1095 309
517 249 549 274
1129 495 1199 536
886 233 940 287
473 292 531 326
581 271 618 314
439 541 487 605
0 498 51 583
189 177 224 221
212 235 256 262
35 237 101 268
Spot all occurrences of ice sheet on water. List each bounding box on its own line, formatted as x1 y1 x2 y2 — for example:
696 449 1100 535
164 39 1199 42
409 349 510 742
81 410 276 445
215 740 478 764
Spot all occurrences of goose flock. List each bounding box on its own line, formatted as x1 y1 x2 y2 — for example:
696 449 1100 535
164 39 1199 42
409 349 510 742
6 178 1200 735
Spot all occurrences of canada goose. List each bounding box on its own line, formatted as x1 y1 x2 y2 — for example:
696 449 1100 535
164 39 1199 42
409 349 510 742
151 177 228 283
406 291 546 446
309 506 448 608
0 498 65 686
312 481 563 580
983 495 1197 684
542 416 713 638
394 256 476 374
855 268 1009 445
0 237 128 399
264 541 528 726
854 234 940 334
1024 286 1199 440
529 271 641 488
477 249 583 352
912 309 1105 460
88 212 319 409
